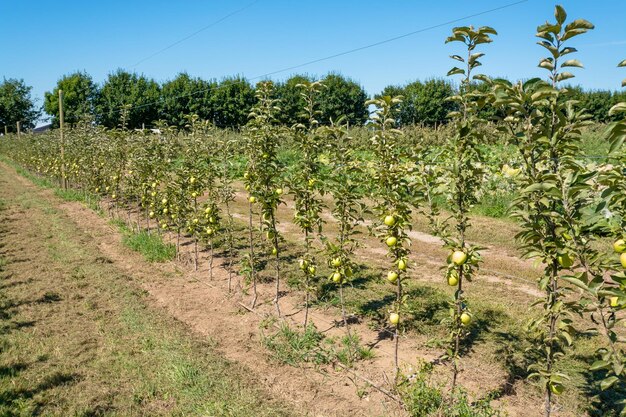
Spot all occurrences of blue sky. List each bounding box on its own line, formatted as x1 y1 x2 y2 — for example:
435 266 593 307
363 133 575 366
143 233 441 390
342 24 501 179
1 0 625 116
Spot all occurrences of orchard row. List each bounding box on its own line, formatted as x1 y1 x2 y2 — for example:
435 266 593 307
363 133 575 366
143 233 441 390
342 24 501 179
2 6 626 416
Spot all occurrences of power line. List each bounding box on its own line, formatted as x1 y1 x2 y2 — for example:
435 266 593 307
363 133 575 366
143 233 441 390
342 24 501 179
97 0 529 118
130 0 261 69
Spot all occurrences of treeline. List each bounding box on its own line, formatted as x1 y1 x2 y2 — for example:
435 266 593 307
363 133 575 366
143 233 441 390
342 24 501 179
1 70 625 132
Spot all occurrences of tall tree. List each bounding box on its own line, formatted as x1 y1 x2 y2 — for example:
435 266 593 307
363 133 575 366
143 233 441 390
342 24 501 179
274 74 313 126
317 73 368 126
160 73 216 128
379 78 457 126
0 78 41 132
95 69 161 129
210 77 256 128
44 71 98 127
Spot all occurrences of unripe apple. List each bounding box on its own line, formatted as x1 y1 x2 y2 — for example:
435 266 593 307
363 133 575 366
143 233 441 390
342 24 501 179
384 215 396 227
299 259 308 270
190 177 196 184
389 313 400 326
331 258 342 267
621 252 626 269
557 253 574 269
387 271 398 283
111 194 116 199
206 227 214 236
161 198 168 205
332 272 342 283
151 191 156 197
447 274 459 286
249 196 256 204
275 188 283 195
398 259 407 271
272 247 278 255
386 236 397 247
191 192 198 198
243 171 249 179
451 251 467 266
163 208 168 214
105 186 110 192
460 312 472 325
151 182 157 188
549 382 564 396
192 218 198 224
609 296 619 307
149 211 155 218
345 267 353 277
205 207 212 214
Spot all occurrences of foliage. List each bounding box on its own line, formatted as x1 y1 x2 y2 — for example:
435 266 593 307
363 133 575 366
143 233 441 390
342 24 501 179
379 78 457 126
95 69 161 128
43 71 97 127
0 78 41 132
317 73 368 126
160 73 216 128
211 76 256 128
493 6 598 416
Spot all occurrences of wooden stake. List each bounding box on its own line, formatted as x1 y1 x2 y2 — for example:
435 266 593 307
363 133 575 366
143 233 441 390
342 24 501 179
16 121 21 136
59 89 67 189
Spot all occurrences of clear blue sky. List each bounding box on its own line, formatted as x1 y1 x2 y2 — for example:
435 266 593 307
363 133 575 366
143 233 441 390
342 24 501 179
1 0 625 117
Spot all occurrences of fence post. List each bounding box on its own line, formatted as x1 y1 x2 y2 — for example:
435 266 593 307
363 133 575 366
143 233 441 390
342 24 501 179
59 89 67 189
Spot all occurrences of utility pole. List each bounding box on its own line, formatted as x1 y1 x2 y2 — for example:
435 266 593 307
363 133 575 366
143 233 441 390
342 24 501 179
59 89 67 189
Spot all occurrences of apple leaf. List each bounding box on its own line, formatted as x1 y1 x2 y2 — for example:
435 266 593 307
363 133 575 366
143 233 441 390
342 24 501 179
561 59 583 68
600 376 619 391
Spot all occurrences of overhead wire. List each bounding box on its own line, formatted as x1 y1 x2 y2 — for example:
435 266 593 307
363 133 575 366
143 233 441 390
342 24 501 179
93 0 530 119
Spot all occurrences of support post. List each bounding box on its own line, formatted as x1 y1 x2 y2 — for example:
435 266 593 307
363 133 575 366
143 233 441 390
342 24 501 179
59 89 67 189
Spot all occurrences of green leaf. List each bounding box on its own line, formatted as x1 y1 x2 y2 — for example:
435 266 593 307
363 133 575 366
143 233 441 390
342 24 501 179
450 55 465 62
556 72 575 82
561 59 583 68
600 376 619 391
447 67 465 76
590 360 610 371
617 59 626 67
564 19 595 32
555 5 567 25
609 103 626 116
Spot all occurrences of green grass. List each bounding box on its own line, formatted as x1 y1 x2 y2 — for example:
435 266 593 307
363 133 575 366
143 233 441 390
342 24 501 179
117 224 176 262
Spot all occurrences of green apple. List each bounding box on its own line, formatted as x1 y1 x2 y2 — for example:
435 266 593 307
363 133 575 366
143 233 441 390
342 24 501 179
149 211 155 218
387 271 398 283
299 259 308 270
447 274 459 286
621 252 626 269
389 313 400 326
549 382 564 396
398 259 407 271
386 236 397 247
460 312 472 325
557 253 574 269
451 251 467 266
614 239 626 253
384 215 396 227
332 272 342 283
249 196 256 204
609 296 619 307
275 188 283 195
